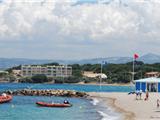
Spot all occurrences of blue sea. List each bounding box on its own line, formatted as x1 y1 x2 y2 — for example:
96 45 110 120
0 83 135 120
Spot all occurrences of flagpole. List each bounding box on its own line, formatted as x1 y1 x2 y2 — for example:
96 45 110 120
132 57 135 82
100 62 102 89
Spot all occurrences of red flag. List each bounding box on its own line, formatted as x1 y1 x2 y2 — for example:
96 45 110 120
134 53 139 59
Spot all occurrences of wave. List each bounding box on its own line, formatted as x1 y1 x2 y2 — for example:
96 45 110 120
90 98 122 120
98 111 120 120
90 98 99 105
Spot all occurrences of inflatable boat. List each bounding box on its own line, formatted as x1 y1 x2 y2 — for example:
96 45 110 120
0 95 12 104
36 101 72 107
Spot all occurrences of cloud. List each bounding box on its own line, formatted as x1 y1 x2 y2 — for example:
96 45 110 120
0 0 139 40
0 0 160 59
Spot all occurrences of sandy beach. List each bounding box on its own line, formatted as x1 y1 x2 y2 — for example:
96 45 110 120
75 82 131 86
89 92 160 120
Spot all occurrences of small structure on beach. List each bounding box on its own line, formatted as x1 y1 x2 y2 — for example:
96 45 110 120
135 77 160 92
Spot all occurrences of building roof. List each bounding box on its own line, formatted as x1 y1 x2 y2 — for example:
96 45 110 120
135 77 160 83
145 72 159 75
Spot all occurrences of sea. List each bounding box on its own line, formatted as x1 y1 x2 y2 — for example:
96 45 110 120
0 83 135 120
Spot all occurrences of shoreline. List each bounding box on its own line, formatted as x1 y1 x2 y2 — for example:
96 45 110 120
88 93 135 120
89 92 160 120
106 97 135 120
75 82 131 86
0 81 131 86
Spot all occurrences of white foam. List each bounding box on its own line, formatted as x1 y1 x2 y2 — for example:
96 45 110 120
98 111 119 120
90 98 99 105
90 98 122 120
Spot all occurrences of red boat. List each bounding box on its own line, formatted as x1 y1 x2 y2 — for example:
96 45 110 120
36 101 72 107
0 95 12 104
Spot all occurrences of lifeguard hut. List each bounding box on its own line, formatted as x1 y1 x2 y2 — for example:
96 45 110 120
135 77 160 92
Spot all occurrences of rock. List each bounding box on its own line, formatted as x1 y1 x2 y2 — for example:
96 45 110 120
2 89 88 97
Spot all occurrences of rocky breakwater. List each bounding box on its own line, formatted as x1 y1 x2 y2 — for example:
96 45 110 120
3 89 88 97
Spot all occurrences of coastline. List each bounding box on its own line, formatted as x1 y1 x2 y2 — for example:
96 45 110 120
105 97 135 120
75 82 131 86
88 92 135 120
0 81 131 86
89 92 160 120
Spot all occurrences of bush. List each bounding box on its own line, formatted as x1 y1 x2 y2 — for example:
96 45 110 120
54 76 81 83
20 74 49 83
31 74 48 83
8 75 16 82
64 76 81 83
83 77 97 83
54 77 64 83
19 77 32 83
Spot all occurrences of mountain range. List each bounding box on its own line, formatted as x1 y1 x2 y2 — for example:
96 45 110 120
0 53 160 69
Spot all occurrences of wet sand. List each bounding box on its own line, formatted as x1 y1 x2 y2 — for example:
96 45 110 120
89 92 160 120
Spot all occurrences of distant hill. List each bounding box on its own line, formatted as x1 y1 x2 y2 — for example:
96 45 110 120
0 58 54 69
76 53 160 64
1 53 160 69
138 53 160 64
74 57 132 64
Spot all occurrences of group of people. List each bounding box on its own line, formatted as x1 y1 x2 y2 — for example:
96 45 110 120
134 90 160 109
135 90 142 100
135 90 149 100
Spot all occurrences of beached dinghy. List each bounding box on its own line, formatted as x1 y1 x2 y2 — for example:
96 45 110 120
36 101 72 107
0 94 12 104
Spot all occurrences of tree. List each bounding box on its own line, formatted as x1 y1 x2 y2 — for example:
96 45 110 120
71 64 82 77
31 74 48 83
6 65 21 73
43 62 59 66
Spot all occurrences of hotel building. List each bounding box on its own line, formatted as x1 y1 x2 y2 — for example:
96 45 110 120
21 65 72 78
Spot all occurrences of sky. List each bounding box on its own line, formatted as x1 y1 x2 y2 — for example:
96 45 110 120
0 0 160 60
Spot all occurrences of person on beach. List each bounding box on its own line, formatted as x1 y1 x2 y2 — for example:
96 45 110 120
145 90 149 101
136 90 139 100
157 99 159 108
139 90 142 100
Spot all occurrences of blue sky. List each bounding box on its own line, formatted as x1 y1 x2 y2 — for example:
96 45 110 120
0 0 160 60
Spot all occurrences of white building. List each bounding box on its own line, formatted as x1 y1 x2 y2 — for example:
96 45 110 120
83 71 107 79
21 65 72 78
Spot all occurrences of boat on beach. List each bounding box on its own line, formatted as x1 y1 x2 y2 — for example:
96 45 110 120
0 94 12 104
36 101 72 107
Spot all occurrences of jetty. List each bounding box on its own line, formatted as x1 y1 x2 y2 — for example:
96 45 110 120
1 89 88 97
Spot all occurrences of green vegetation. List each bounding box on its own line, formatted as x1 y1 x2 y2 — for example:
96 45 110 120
41 62 59 66
20 74 52 83
71 61 160 84
54 76 82 83
6 61 160 84
6 65 21 73
31 74 48 83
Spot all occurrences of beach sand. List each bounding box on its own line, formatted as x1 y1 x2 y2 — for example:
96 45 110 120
89 92 160 120
76 82 131 86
